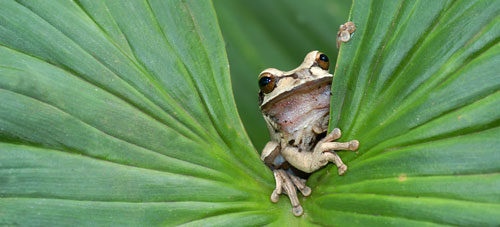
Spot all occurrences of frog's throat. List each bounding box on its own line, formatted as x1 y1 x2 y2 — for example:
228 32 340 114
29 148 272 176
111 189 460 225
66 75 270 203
260 76 332 110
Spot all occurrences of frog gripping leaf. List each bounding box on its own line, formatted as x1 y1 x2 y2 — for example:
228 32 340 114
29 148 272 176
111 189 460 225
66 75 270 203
258 51 359 216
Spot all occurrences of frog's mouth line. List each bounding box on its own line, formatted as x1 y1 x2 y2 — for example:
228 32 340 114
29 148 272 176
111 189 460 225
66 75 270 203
260 76 332 110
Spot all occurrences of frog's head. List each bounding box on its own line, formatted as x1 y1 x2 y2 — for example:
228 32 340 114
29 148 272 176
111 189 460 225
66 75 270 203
258 50 333 108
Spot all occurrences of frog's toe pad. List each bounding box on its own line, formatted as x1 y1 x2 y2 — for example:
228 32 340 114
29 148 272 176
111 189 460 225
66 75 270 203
323 128 341 142
332 128 341 137
292 205 304 217
349 140 359 150
300 186 312 197
338 164 348 175
271 190 280 203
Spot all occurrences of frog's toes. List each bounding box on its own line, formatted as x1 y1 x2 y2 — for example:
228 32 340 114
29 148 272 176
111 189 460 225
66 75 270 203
298 185 311 197
322 151 348 175
270 170 308 216
349 140 360 150
337 164 348 175
329 128 342 141
271 190 280 203
292 205 304 217
289 173 311 197
337 21 356 48
318 140 359 152
271 170 283 203
319 128 342 143
331 127 341 136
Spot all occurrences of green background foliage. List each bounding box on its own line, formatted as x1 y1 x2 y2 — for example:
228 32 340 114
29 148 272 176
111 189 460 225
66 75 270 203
214 0 351 151
1 0 499 226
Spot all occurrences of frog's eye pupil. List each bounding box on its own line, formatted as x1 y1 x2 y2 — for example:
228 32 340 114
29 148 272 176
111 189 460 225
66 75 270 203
258 74 276 94
259 77 271 87
316 52 330 70
319 54 329 63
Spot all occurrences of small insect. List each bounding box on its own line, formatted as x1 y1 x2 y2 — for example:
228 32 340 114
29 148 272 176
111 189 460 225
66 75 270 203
337 21 356 48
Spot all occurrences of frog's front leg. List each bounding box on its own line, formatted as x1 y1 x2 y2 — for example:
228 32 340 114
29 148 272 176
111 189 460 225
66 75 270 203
281 128 359 175
314 128 359 175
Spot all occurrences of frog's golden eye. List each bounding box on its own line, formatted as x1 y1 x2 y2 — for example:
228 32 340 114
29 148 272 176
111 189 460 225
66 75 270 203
315 52 329 70
258 72 276 94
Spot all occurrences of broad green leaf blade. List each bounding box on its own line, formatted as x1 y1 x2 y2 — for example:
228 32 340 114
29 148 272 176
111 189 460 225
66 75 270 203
0 0 273 225
214 0 351 151
2 0 499 225
306 0 500 225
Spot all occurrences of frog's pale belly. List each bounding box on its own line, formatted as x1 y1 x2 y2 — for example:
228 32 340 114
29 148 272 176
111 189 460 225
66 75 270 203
263 82 331 151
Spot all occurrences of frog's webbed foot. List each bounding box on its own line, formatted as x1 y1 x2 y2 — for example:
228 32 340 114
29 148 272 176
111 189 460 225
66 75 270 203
315 128 359 175
271 169 311 216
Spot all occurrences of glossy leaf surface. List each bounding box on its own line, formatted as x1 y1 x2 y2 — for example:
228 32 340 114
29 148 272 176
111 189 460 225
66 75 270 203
306 0 500 225
1 0 499 226
0 0 273 226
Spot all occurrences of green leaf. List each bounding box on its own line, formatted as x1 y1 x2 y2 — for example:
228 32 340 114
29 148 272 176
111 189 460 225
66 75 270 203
1 0 499 226
0 0 273 225
214 0 351 151
305 0 500 225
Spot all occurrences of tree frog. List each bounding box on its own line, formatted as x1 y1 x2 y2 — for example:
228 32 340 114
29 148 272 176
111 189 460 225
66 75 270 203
258 51 359 216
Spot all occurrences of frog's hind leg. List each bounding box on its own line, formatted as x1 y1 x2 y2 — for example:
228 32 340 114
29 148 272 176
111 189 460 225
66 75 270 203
271 169 309 216
278 170 304 216
288 172 311 196
270 170 283 203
